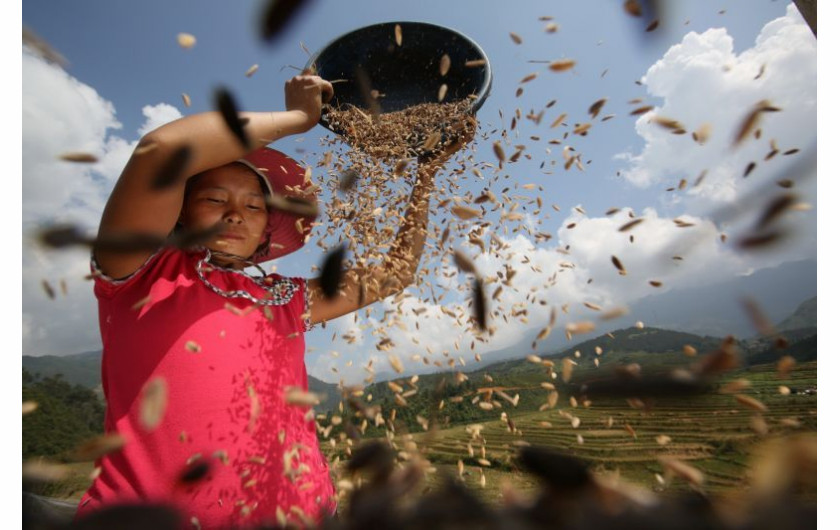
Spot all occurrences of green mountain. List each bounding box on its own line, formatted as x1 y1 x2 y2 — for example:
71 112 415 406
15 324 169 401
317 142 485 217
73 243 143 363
22 351 102 390
307 374 342 412
776 296 817 332
337 319 818 437
22 369 105 460
336 326 731 435
749 334 817 365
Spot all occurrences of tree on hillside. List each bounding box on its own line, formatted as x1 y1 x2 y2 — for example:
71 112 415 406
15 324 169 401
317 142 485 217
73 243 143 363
22 369 105 460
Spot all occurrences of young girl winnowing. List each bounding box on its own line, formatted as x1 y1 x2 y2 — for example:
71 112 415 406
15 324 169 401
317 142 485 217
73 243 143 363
73 74 470 529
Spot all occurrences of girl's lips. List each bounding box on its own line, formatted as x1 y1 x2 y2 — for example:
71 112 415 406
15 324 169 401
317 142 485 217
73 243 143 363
220 233 246 240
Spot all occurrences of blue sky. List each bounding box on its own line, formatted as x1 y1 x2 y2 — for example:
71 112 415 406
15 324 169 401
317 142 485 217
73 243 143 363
21 1 818 387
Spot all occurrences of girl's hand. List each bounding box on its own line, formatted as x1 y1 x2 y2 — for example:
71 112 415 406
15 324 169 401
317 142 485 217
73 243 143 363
284 75 334 133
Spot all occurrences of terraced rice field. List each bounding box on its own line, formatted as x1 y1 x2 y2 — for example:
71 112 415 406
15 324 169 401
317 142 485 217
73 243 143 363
324 361 817 504
48 362 817 507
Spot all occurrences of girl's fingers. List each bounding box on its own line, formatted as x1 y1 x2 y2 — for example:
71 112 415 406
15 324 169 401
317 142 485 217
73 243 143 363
320 80 334 101
302 76 334 100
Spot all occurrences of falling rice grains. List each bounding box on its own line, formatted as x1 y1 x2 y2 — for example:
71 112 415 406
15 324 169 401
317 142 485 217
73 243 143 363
618 218 644 232
214 87 251 149
623 0 643 17
509 32 523 44
41 280 56 300
177 33 197 49
600 306 629 320
394 24 403 46
492 141 506 165
59 152 98 163
735 394 768 413
451 205 481 220
659 457 704 486
652 116 685 132
548 59 576 72
473 279 488 332
520 73 538 84
562 358 574 383
733 100 781 147
439 54 451 76
777 355 796 378
550 113 568 128
318 244 346 300
388 354 404 374
73 434 126 461
140 377 168 431
588 98 607 119
566 321 596 336
284 386 320 407
151 144 193 190
692 123 711 144
257 0 310 43
453 249 477 274
338 168 360 193
611 255 627 275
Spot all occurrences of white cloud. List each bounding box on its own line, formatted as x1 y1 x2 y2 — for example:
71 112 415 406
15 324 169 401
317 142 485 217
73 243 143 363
22 48 182 356
138 104 184 138
311 206 762 385
618 4 816 211
305 6 818 386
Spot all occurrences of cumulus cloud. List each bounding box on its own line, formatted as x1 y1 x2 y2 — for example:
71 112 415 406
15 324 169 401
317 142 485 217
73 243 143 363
618 4 816 210
306 7 818 385
308 205 766 385
22 47 181 356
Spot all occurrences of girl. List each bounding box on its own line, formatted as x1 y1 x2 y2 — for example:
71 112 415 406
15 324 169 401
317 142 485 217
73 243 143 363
73 75 469 529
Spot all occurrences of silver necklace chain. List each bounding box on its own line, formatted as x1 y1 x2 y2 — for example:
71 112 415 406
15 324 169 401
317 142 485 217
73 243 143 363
195 249 300 306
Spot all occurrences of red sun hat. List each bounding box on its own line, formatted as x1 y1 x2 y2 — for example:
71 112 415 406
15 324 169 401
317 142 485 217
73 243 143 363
234 147 316 263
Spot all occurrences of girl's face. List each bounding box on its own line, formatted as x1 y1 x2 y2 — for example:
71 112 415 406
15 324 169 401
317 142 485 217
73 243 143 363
180 164 269 261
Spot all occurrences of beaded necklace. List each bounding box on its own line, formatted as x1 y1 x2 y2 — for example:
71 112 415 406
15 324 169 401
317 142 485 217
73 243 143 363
195 249 300 306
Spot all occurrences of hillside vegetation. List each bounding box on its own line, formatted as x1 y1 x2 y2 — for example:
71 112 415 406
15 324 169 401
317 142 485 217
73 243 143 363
22 369 104 460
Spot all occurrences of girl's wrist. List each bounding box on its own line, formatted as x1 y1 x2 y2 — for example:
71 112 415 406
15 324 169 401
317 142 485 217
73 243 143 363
285 110 315 136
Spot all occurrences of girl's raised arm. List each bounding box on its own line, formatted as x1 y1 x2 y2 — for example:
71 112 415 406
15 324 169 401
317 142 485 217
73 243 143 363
95 75 333 279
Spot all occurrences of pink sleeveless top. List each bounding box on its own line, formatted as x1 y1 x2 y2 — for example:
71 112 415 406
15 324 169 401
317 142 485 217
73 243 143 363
74 248 336 529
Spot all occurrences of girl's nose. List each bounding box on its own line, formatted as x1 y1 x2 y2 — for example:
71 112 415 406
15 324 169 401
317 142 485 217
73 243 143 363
223 209 245 224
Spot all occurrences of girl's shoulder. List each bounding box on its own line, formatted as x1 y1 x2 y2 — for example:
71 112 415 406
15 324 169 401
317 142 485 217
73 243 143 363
91 246 204 299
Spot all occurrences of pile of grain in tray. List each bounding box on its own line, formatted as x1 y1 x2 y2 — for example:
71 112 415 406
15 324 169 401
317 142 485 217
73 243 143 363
323 99 474 161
